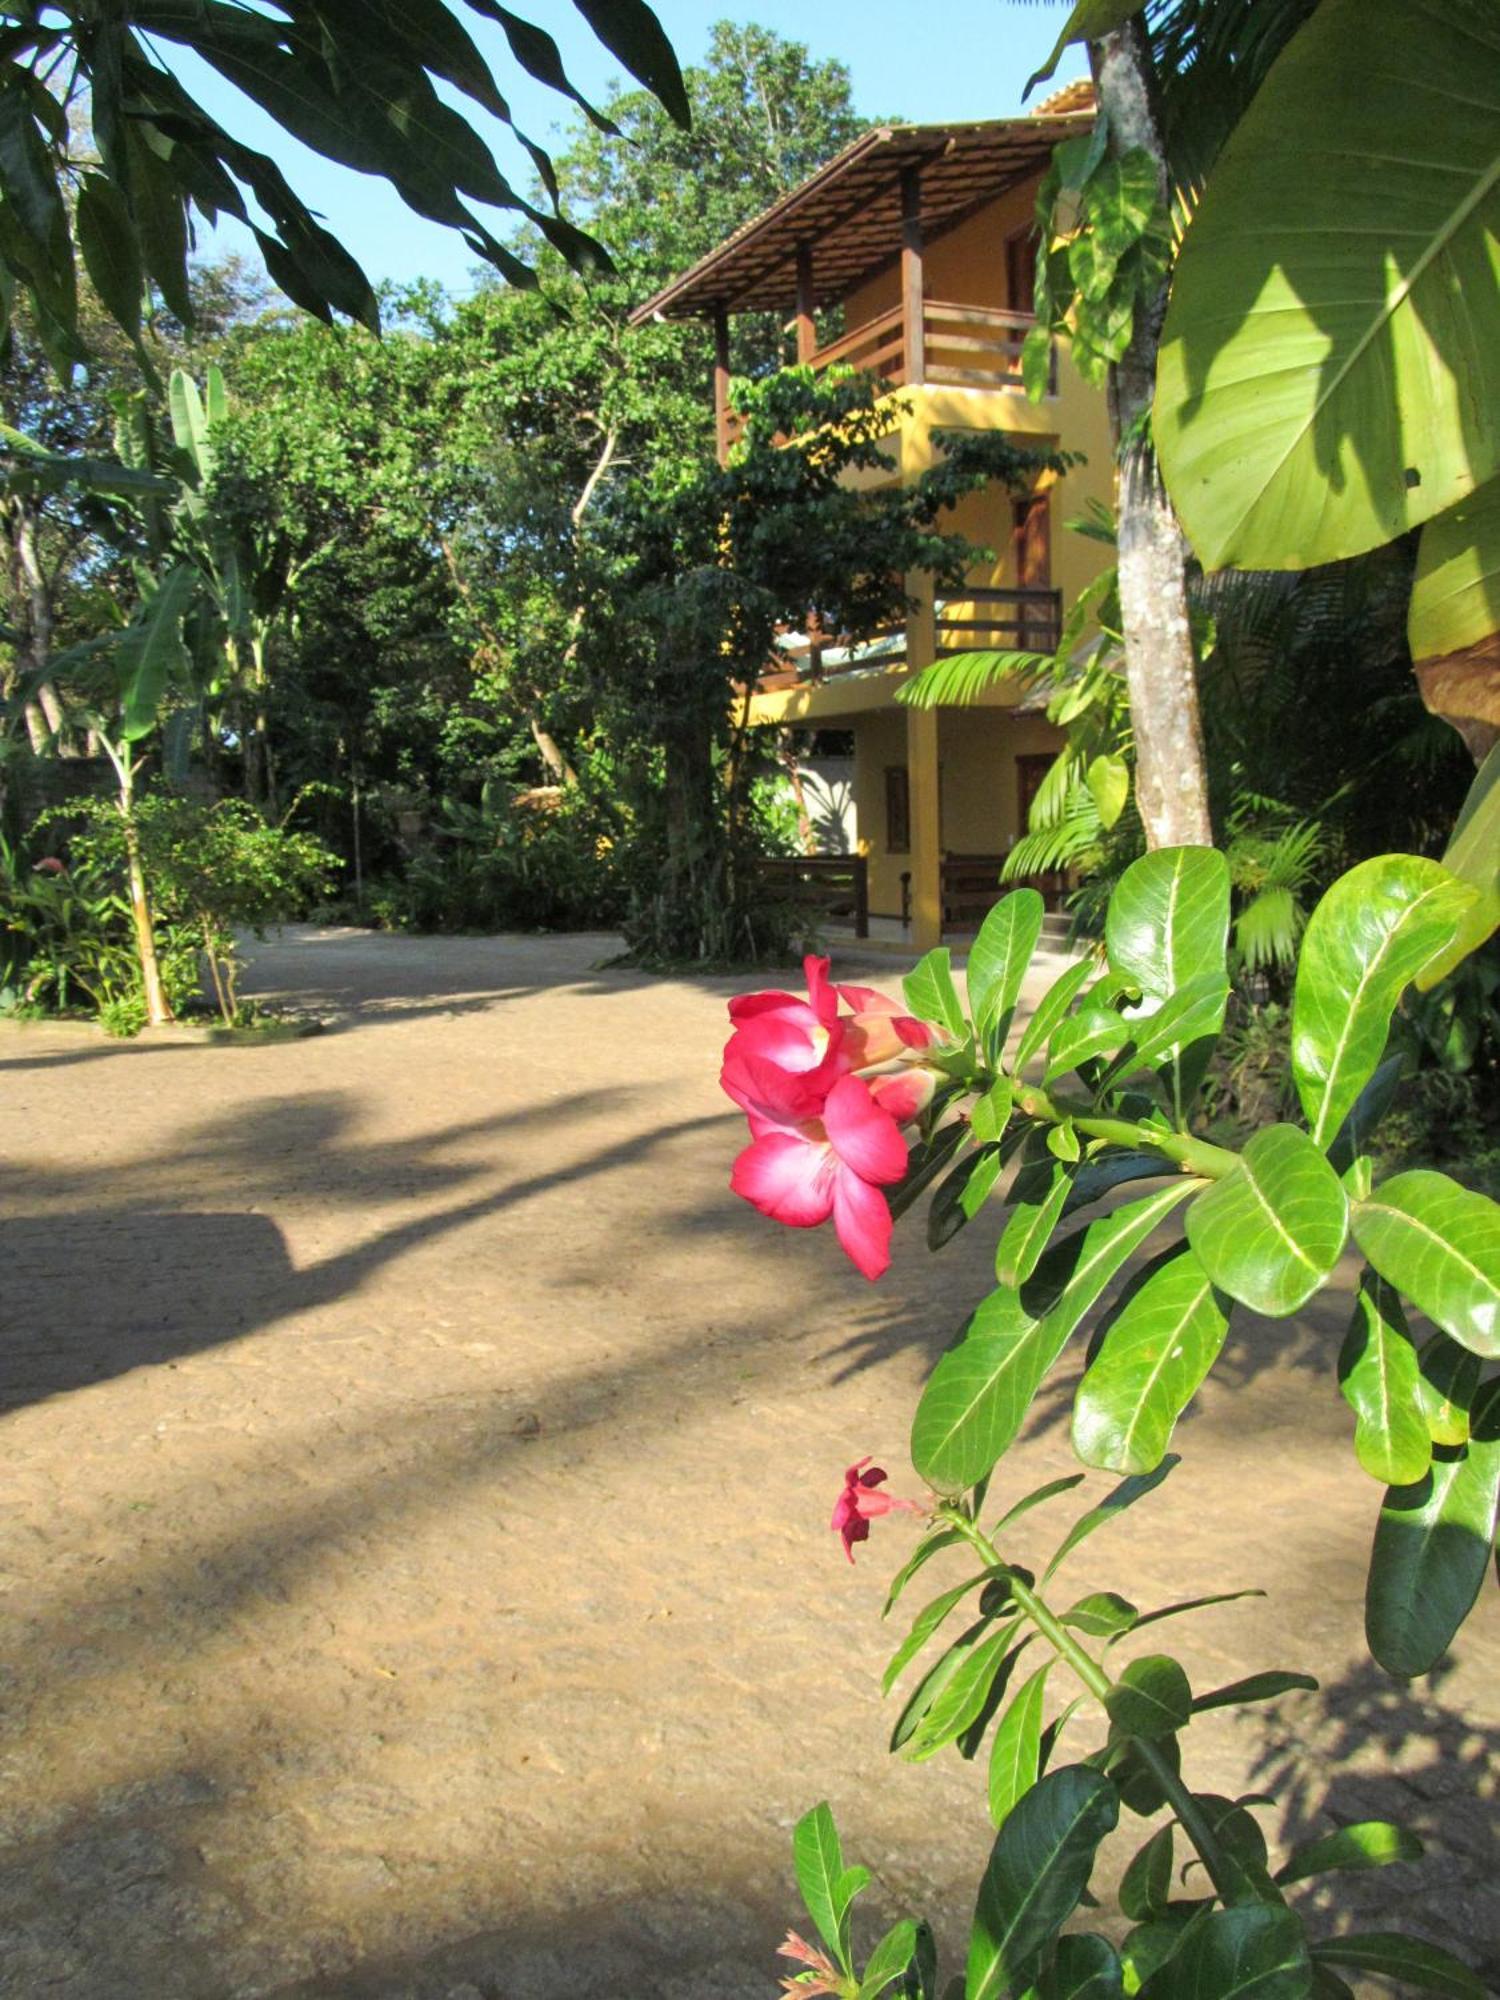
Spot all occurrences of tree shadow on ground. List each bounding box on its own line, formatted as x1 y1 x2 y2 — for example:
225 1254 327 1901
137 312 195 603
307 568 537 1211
1249 1654 1500 1990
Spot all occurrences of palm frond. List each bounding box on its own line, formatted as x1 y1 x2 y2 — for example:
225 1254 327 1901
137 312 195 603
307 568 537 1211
895 648 1049 710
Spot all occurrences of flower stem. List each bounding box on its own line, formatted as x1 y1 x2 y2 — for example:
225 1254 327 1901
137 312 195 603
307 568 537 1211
1008 1081 1239 1182
938 1507 1242 1905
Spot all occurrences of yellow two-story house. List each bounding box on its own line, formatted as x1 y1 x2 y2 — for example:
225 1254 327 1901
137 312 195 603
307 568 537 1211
630 82 1114 950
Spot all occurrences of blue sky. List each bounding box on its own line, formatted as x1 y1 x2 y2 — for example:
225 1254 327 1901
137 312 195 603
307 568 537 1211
172 3 1083 297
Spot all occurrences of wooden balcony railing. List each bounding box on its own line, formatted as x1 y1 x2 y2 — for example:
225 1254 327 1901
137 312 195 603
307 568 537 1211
810 298 1051 394
721 298 1053 452
935 585 1063 656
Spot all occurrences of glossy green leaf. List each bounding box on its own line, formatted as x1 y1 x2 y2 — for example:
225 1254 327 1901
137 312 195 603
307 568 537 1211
1109 1733 1182 1818
1106 848 1230 1002
1190 1672 1319 1715
997 1160 1074 1287
890 1619 987 1752
991 1474 1087 1538
968 890 1045 1051
1416 1333 1481 1448
1015 956 1096 1072
1044 1455 1179 1582
1365 1380 1500 1676
1141 1905 1310 2000
1087 751 1130 831
905 946 968 1038
1125 1589 1264 1642
1410 475 1500 661
1061 1150 1172 1219
1105 1655 1192 1741
966 1766 1120 2000
1040 1933 1125 2000
1023 0 1146 98
1120 1824 1174 1922
1049 1120 1082 1164
1351 1170 1500 1358
1420 742 1500 988
1338 1272 1431 1486
793 1801 852 1974
917 1188 1194 1493
1274 1820 1422 1887
1123 1911 1209 1992
904 1624 1018 1763
1155 0 1500 569
1115 974 1229 1079
1292 856 1475 1147
987 1661 1052 1830
1046 1005 1131 1082
1326 1053 1405 1178
1310 1933 1486 1998
883 1573 990 1695
858 1918 920 1999
971 1076 1014 1145
1185 1125 1349 1317
883 1527 963 1616
888 1123 970 1223
1073 1243 1230 1475
929 1146 1005 1250
1062 1591 1138 1639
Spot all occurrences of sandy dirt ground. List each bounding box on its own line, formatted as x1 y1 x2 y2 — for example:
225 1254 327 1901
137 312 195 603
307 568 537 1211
0 925 1495 2000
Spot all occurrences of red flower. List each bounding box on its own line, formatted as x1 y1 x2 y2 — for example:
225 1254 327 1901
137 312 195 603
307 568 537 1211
830 1457 923 1563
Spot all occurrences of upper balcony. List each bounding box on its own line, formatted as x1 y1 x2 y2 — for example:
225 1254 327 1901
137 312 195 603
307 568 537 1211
629 96 1093 463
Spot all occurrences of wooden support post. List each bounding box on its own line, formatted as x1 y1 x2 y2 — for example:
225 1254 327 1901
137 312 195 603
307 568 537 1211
905 576 941 948
900 164 925 386
794 240 816 363
712 306 732 465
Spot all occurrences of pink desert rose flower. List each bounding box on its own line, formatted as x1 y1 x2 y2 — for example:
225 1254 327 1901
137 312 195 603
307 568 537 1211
721 956 945 1277
831 1457 923 1563
729 1072 907 1279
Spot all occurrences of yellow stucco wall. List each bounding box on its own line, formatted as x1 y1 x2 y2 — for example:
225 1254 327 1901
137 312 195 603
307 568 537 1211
850 706 1064 919
841 176 1040 325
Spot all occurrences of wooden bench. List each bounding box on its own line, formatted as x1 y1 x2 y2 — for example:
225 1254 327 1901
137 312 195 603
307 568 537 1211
900 854 1068 930
759 854 869 937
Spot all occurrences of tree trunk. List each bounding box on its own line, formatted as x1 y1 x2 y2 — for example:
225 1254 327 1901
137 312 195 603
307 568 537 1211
114 756 173 1025
1093 24 1215 850
528 712 578 787
7 499 73 757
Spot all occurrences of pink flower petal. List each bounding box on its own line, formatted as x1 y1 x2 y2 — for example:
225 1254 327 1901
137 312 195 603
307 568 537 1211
836 981 905 1015
721 1040 830 1124
730 1132 835 1227
831 1166 893 1280
868 1070 936 1126
727 987 801 1023
803 954 839 1025
823 1074 908 1185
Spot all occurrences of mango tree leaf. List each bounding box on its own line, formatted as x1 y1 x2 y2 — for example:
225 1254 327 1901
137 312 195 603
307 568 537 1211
988 1662 1052 1829
1309 1934 1487 1998
968 890 1045 1052
1351 1169 1500 1358
1185 1125 1349 1317
1044 1455 1179 1581
1364 1379 1500 1676
75 175 142 342
1105 1656 1193 1740
1040 1933 1125 2000
1291 855 1475 1148
1072 1244 1230 1475
966 1766 1120 2000
1140 1904 1311 2000
916 1187 1195 1493
1273 1821 1422 1887
1338 1272 1432 1485
1015 956 1096 1071
1106 847 1230 1002
858 1918 920 1999
1191 1672 1319 1714
1154 0 1500 570
793 1802 853 1974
